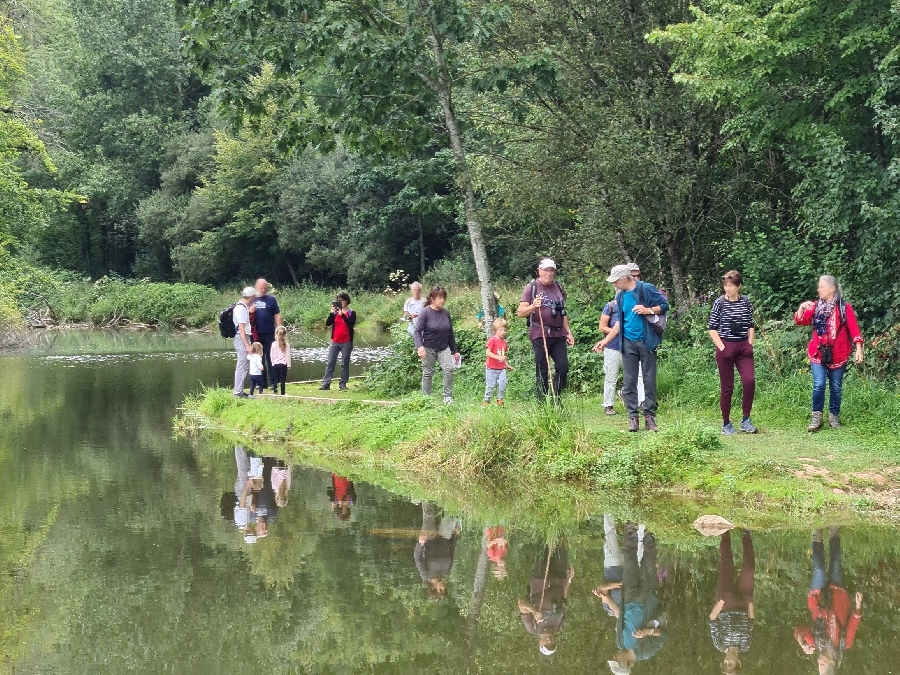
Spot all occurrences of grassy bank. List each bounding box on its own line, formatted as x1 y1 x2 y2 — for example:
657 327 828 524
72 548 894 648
179 365 900 521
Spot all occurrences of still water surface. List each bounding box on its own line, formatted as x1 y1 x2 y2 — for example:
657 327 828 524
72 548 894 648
2 332 899 674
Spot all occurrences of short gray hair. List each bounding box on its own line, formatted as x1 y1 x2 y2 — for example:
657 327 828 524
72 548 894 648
410 281 423 291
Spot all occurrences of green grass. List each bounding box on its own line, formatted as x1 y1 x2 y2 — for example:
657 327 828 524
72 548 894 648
177 369 900 522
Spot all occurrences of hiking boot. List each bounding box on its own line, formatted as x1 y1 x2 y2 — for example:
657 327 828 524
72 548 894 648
740 418 758 434
496 400 505 406
807 411 824 432
482 401 491 407
234 392 250 399
443 396 454 405
318 384 330 391
605 406 617 416
722 422 737 435
628 417 639 432
644 415 658 432
828 413 841 429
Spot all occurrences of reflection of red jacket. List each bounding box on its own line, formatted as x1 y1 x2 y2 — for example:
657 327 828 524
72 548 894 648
794 302 863 368
794 586 862 651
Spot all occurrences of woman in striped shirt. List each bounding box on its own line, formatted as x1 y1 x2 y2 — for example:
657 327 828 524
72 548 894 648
708 271 757 435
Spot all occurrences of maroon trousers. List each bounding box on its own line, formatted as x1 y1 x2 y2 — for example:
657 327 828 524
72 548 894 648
715 340 756 424
717 530 755 611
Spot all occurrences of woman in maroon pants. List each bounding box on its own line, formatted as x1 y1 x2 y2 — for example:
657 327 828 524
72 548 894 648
709 271 757 435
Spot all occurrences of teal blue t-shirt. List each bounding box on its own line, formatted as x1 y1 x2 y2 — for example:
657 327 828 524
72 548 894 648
621 290 644 342
622 602 645 650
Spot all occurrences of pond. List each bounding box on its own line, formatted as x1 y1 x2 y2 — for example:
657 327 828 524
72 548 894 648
2 332 898 673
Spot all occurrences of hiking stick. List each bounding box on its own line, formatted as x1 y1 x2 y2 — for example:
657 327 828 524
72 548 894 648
536 308 556 398
538 546 553 617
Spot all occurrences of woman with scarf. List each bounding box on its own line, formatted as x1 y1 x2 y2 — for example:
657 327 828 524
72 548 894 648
794 276 864 431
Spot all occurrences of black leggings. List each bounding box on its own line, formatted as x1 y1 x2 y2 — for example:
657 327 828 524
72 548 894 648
271 364 288 395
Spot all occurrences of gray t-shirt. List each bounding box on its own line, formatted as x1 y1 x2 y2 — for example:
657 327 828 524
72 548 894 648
233 302 251 335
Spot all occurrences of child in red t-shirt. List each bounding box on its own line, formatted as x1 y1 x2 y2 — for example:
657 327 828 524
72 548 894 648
484 318 513 406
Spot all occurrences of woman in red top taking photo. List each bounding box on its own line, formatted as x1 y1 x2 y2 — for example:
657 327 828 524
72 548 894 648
794 275 864 432
320 292 356 391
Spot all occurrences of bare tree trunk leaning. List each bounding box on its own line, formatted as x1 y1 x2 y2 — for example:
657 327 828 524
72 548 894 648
427 22 496 334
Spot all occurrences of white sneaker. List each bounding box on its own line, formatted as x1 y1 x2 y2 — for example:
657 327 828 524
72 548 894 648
443 396 454 404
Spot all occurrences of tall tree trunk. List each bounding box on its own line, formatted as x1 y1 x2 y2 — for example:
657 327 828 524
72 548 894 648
663 222 687 304
465 530 490 670
418 215 426 279
286 258 300 287
427 25 496 333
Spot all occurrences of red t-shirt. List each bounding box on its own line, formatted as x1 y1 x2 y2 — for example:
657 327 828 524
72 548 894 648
485 336 508 370
332 475 352 502
332 313 351 343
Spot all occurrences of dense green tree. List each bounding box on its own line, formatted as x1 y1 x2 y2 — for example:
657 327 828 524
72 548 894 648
653 0 900 325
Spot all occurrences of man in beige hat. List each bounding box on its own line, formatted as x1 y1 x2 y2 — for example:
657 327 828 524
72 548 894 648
232 286 256 398
597 265 669 431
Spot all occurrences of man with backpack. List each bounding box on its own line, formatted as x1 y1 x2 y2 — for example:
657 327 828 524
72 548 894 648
597 265 669 432
230 287 256 398
517 258 575 400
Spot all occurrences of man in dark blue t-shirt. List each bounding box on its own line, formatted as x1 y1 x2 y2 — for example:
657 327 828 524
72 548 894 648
253 278 283 391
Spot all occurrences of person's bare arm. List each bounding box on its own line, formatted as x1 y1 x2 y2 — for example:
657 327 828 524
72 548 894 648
710 598 726 620
748 327 755 347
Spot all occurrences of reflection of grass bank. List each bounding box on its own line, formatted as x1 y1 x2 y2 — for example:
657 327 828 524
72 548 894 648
178 386 900 520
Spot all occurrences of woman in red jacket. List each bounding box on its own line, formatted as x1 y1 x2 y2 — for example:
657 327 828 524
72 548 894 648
794 276 864 432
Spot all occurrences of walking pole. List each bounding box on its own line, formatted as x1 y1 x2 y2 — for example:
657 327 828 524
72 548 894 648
538 546 553 617
536 308 556 398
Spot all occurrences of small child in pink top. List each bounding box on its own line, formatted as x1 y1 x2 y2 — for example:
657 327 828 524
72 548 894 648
269 326 292 395
484 318 513 406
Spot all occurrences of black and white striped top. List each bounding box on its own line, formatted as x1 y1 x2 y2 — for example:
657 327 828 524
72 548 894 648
708 295 756 341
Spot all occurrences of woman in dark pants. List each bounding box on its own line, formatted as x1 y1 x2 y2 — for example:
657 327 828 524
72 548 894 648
709 530 755 674
320 292 356 391
708 271 757 435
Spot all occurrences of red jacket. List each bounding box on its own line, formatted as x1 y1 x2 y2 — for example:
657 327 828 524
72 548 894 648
794 302 863 368
794 586 862 652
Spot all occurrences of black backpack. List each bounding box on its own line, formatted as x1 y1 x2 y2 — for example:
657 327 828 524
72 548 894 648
218 303 238 338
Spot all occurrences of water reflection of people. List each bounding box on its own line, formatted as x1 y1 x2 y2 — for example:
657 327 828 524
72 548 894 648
327 474 356 521
486 525 509 579
271 459 291 507
794 527 863 674
709 530 755 673
415 501 460 600
601 522 667 673
594 514 625 618
226 447 282 543
518 545 574 656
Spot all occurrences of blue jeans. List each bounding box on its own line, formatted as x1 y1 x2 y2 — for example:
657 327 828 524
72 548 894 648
484 367 508 401
811 363 846 414
811 532 844 591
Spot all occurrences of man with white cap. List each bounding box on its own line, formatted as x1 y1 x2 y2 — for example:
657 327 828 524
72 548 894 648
596 265 669 431
232 286 256 398
517 258 575 400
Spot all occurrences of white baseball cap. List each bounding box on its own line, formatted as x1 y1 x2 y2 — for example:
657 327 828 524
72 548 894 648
608 661 632 675
241 286 256 298
538 258 557 270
